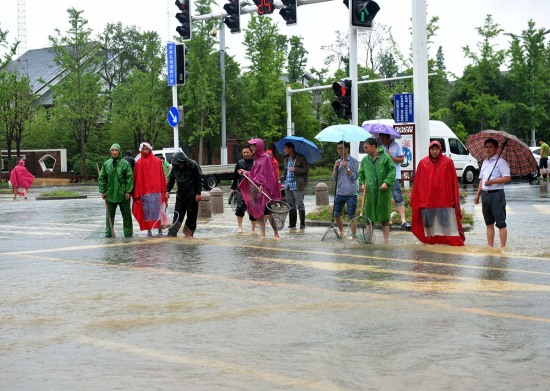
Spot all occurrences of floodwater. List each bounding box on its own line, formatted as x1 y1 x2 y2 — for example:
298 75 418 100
1 180 549 390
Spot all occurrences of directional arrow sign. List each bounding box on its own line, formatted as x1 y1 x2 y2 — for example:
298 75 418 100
167 106 180 127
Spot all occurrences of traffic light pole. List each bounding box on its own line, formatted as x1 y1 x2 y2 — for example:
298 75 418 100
172 85 179 150
349 23 359 158
219 24 228 165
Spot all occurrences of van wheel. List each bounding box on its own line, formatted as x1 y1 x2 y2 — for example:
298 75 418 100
462 168 475 184
203 176 218 190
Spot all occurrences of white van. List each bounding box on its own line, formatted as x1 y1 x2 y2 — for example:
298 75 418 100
135 147 183 163
359 119 479 183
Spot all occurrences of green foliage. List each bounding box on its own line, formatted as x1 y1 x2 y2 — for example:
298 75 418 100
39 190 80 197
308 166 333 180
71 152 106 175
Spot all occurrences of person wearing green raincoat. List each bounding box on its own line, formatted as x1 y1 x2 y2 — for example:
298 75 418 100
98 143 134 237
358 137 396 244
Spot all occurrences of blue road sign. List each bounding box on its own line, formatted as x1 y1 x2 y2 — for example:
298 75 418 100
167 106 180 127
167 42 177 87
393 93 414 123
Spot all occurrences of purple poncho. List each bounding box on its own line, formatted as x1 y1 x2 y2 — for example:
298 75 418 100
239 138 282 219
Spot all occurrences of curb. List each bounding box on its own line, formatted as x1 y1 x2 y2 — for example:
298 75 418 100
35 195 88 200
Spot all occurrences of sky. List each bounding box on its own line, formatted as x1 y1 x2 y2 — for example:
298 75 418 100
1 0 549 78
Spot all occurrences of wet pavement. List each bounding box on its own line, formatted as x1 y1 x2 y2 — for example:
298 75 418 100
1 181 550 390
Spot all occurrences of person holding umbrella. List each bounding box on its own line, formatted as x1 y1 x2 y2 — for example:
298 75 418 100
333 141 359 239
281 142 309 229
473 138 511 248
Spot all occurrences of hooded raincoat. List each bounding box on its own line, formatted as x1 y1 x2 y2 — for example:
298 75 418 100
132 148 167 231
410 141 465 246
239 138 282 219
98 156 134 203
10 160 34 195
358 147 396 223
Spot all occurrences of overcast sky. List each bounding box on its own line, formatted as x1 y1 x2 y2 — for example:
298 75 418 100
1 0 549 78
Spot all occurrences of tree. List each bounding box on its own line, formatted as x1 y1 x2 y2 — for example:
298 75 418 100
242 14 287 142
107 30 169 152
178 0 220 165
452 15 512 133
505 20 550 142
287 36 308 83
48 8 105 179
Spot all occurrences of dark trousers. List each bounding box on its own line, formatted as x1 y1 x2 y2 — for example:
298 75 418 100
173 193 199 233
106 200 133 237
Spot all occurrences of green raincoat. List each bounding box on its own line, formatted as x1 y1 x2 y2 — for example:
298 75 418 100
98 158 134 202
358 147 396 223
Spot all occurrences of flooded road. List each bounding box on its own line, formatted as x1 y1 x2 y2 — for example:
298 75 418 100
1 181 549 390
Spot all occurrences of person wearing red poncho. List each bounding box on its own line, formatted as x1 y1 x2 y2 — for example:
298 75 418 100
410 140 465 246
132 142 167 236
10 159 34 200
239 138 282 240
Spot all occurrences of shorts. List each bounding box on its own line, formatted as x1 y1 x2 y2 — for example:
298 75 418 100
422 208 451 228
391 179 404 206
481 190 507 228
334 194 357 220
540 157 548 169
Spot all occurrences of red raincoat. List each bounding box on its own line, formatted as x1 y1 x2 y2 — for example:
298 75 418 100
410 141 465 246
132 152 167 231
10 160 34 196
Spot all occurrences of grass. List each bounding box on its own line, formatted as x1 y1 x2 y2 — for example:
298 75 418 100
39 190 81 197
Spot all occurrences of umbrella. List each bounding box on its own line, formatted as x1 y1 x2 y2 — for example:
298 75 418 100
466 130 537 175
274 136 321 164
361 122 402 139
315 124 372 143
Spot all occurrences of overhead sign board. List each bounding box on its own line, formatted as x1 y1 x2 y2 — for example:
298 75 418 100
393 93 414 123
167 42 177 87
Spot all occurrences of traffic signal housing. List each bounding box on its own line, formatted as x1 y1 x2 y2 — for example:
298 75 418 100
175 0 192 40
332 80 352 119
253 0 275 15
350 0 380 28
224 0 241 33
279 0 297 25
176 44 189 86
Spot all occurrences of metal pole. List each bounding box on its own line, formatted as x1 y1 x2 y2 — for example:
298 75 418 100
286 86 292 136
172 85 179 149
411 0 430 166
220 24 228 164
349 23 359 159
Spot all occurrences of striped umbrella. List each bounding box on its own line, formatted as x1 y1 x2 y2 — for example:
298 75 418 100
466 130 537 176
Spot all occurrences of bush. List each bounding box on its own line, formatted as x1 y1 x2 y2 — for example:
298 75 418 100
71 153 108 175
309 166 333 180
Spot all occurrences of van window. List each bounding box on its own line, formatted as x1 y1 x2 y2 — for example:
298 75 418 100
430 138 446 153
449 138 468 155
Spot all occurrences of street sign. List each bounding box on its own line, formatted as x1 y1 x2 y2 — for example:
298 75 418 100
167 42 177 87
167 106 180 127
393 93 414 123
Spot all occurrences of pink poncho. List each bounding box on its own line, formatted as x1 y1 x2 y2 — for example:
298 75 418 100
10 160 34 195
239 138 282 219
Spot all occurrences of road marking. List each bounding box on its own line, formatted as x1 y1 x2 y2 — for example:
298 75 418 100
76 336 343 390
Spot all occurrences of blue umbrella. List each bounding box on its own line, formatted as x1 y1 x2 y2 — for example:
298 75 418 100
274 136 321 164
361 122 402 139
315 124 372 143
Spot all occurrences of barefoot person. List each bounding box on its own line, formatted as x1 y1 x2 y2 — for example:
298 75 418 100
239 138 282 240
10 159 34 200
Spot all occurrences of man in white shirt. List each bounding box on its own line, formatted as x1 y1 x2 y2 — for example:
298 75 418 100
473 138 511 247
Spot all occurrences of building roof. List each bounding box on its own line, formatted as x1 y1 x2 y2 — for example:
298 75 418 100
7 47 64 106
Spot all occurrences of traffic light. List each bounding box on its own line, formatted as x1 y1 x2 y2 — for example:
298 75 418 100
350 0 380 28
332 80 352 119
253 0 275 15
175 0 192 41
389 94 395 120
176 44 189 85
279 0 297 25
223 0 241 33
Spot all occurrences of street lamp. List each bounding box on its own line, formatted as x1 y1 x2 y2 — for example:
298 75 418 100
211 24 228 165
504 29 550 147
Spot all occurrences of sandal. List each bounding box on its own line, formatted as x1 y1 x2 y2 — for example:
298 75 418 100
401 222 411 229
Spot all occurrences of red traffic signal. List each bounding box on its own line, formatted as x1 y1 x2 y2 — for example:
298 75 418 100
332 80 352 119
253 0 275 15
224 0 241 33
175 0 192 40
